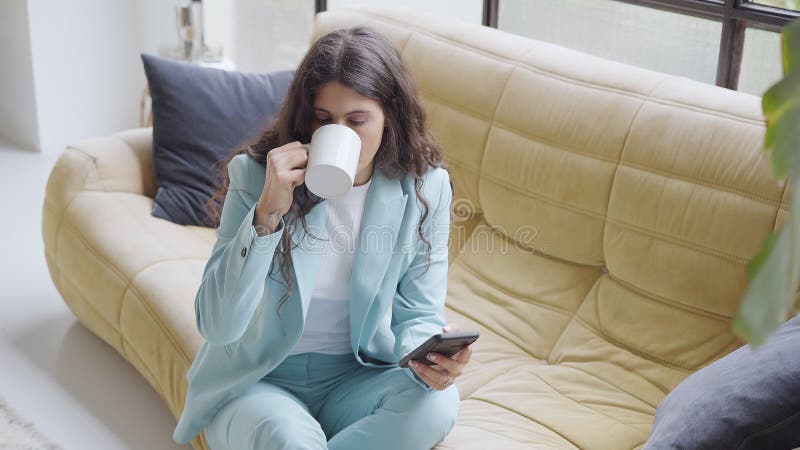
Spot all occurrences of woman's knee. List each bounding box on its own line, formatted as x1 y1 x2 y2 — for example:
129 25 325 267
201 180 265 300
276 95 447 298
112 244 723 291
249 416 327 450
430 386 461 435
208 410 327 450
403 385 461 444
204 382 328 450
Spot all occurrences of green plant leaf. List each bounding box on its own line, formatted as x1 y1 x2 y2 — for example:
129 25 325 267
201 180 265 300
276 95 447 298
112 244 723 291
762 72 800 181
736 20 800 347
734 176 800 347
733 225 792 347
789 177 800 303
783 19 800 74
762 71 800 118
747 232 778 280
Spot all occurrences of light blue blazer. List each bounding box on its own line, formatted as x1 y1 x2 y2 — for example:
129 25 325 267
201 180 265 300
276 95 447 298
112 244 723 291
173 153 453 444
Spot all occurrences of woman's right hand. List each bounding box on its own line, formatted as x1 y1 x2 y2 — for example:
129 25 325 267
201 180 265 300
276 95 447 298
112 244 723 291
254 141 309 235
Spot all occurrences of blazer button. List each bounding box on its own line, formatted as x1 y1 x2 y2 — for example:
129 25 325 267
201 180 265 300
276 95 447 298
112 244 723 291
241 247 247 257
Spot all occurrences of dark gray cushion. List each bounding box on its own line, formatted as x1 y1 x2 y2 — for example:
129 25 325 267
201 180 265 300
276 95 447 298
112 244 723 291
141 53 294 227
644 314 800 450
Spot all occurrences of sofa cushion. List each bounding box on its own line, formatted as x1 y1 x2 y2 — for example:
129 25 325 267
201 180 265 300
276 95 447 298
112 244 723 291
447 219 603 360
643 314 800 450
441 307 538 398
436 362 657 449
58 190 215 336
141 53 294 227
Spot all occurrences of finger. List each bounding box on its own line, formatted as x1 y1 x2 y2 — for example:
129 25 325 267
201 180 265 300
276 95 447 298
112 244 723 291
425 362 449 375
271 141 300 158
278 141 304 152
282 146 310 170
411 362 448 389
452 344 472 364
288 168 306 189
447 323 461 332
424 364 453 388
427 352 460 374
408 361 429 383
443 323 460 333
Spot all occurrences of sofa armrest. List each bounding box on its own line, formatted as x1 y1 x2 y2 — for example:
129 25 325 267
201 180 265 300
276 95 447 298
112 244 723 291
42 127 156 255
67 126 156 197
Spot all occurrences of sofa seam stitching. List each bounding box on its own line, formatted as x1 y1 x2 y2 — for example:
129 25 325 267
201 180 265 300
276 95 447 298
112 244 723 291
489 121 621 163
56 265 185 418
455 261 576 318
481 172 605 219
350 10 766 127
446 419 574 446
605 216 749 265
525 367 652 430
465 396 582 448
58 269 178 420
604 272 735 322
477 42 521 223
601 75 669 264
56 262 122 340
620 160 782 208
558 363 659 411
52 149 96 269
60 219 194 365
443 296 536 360
572 316 693 374
463 221 606 267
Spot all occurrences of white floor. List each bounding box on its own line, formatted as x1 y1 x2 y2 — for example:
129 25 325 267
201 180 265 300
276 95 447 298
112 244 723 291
0 136 189 450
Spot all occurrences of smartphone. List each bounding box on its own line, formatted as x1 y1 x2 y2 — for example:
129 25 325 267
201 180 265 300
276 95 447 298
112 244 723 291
399 331 479 368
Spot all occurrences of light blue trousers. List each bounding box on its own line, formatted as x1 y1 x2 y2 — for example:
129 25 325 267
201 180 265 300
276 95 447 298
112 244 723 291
204 352 460 450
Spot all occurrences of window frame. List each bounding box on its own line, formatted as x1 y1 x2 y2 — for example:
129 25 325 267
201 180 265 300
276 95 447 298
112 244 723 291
604 0 798 89
315 0 799 91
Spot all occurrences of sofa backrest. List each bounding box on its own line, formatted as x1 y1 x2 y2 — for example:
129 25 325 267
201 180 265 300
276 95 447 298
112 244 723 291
312 6 788 397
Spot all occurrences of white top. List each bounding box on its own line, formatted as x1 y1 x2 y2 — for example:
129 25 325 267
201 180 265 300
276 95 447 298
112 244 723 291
288 175 373 355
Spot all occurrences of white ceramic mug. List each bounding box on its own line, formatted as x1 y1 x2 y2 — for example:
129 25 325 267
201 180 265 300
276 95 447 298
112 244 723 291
302 124 362 199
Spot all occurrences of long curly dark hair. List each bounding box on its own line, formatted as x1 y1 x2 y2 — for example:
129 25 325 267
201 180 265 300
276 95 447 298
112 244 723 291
204 25 452 315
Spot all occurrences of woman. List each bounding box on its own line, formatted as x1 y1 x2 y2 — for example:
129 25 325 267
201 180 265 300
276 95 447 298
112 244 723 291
172 25 471 450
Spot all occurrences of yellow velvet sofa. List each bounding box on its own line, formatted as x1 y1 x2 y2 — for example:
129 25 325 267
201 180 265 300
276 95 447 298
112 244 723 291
41 6 789 450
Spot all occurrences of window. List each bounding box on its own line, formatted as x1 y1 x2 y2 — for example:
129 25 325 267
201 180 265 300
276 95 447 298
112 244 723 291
324 0 483 24
750 0 800 12
739 26 784 95
498 0 722 86
317 0 800 96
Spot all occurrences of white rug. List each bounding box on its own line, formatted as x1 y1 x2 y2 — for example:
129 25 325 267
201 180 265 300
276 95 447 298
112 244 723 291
0 396 61 450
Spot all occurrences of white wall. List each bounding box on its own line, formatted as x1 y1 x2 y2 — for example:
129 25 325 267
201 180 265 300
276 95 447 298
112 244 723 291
0 0 40 152
0 0 234 154
231 0 315 73
26 0 142 154
328 0 483 24
136 0 233 60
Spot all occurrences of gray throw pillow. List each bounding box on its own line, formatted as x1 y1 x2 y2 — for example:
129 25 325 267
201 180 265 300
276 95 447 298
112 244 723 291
644 314 800 450
141 53 294 227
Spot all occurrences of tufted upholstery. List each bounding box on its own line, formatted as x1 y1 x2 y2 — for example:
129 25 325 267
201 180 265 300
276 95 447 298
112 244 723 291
42 6 789 450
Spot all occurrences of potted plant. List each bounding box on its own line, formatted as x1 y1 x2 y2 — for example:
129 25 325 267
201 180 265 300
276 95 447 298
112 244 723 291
734 17 800 346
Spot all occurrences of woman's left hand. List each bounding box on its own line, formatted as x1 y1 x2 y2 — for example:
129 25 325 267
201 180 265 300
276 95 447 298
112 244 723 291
406 323 472 391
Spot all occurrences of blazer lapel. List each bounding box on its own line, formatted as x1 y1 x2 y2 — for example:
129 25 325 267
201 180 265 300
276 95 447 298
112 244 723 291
288 167 408 350
348 168 408 354
289 196 327 325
